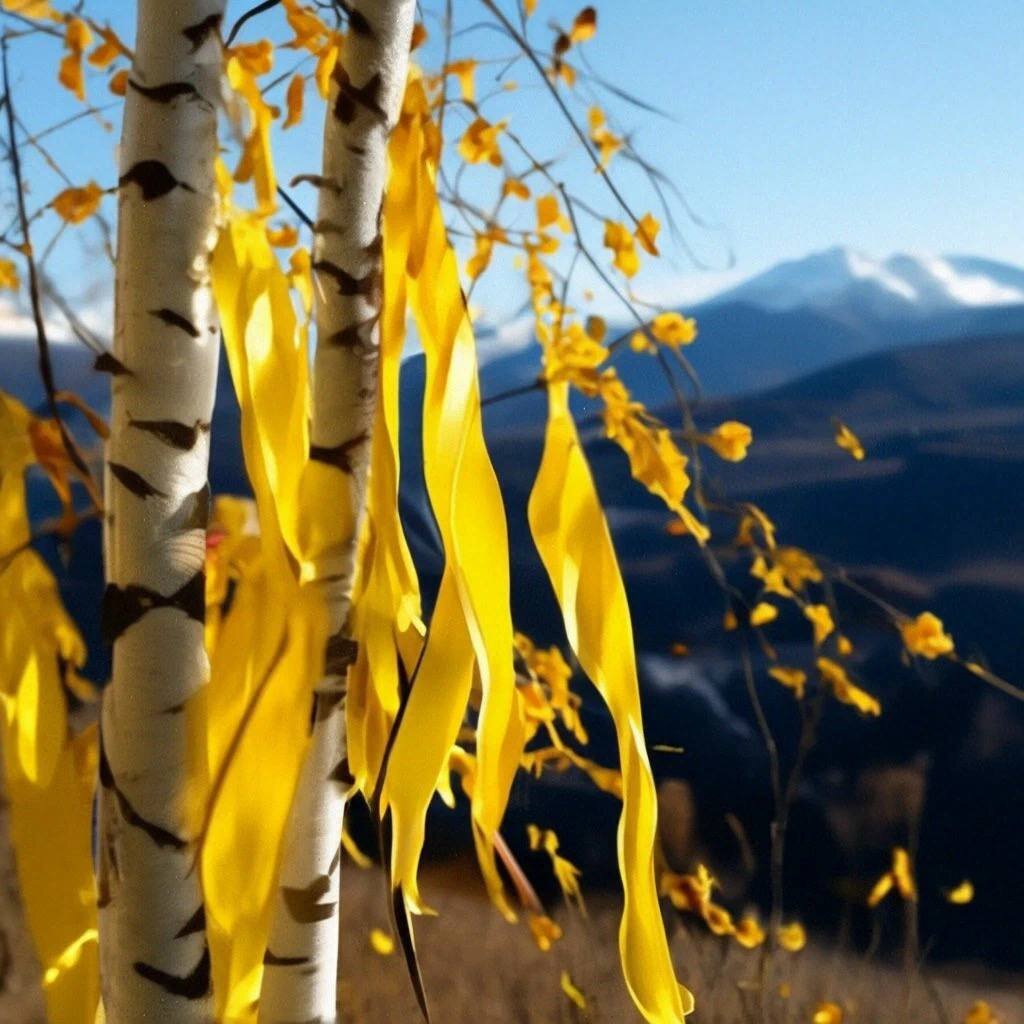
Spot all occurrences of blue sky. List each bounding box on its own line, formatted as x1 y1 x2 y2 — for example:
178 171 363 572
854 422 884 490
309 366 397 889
3 0 1022 332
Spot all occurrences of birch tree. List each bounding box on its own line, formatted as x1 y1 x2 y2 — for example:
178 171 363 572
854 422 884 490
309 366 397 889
257 2 416 1020
98 2 225 1020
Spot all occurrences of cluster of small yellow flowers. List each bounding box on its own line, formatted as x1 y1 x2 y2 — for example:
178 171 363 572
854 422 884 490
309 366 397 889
900 611 955 659
660 864 805 953
514 633 588 745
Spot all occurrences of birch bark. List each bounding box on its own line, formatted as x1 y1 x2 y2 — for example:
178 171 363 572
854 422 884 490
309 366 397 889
98 3 225 1020
257 3 416 1021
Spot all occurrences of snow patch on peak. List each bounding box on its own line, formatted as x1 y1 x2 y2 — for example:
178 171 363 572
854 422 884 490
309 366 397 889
704 247 1024 318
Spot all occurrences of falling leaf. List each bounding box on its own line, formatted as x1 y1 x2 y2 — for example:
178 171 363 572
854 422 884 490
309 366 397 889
0 258 20 291
832 417 865 460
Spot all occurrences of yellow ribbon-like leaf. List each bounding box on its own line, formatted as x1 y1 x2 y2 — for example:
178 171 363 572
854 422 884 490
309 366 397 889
527 380 694 1021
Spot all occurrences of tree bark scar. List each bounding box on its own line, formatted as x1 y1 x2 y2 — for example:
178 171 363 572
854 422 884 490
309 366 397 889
134 945 212 1000
182 482 211 531
337 1 374 38
281 876 336 924
363 231 383 259
263 949 311 967
129 416 210 450
324 633 359 675
182 13 222 50
101 573 206 643
109 460 168 499
311 258 380 300
327 758 354 787
325 312 379 350
174 905 206 939
94 351 131 375
128 79 204 105
313 686 345 724
99 744 188 851
149 307 201 337
308 431 368 473
291 173 341 195
331 65 386 125
119 160 195 201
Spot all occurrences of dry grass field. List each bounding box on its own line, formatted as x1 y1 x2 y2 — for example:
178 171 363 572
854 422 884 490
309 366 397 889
2 806 1021 1024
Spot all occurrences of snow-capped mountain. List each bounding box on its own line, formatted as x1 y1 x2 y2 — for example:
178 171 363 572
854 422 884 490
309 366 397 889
704 246 1024 318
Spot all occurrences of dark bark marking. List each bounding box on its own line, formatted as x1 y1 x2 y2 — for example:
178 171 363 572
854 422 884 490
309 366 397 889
149 307 200 338
324 312 379 350
311 259 380 300
345 140 367 156
337 1 373 37
328 842 342 875
328 758 355 787
363 232 383 259
281 875 336 924
94 351 130 376
325 633 359 676
263 949 311 967
313 685 345 724
182 13 222 50
101 572 205 643
108 461 167 499
175 905 206 939
119 160 194 201
308 431 368 474
129 416 210 451
99 745 188 851
331 65 386 125
129 79 202 104
134 945 211 1000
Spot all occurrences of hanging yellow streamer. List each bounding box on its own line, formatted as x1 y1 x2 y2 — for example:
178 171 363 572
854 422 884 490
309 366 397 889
207 217 329 1021
380 78 525 920
0 392 99 1024
528 381 694 1021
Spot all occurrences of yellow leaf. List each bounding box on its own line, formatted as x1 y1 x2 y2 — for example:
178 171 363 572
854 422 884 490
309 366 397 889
458 116 506 166
964 1001 1000 1024
369 928 395 956
750 601 778 627
603 219 640 277
832 417 865 460
51 182 104 225
733 914 765 949
87 25 129 69
900 611 954 660
266 224 298 248
777 921 806 952
529 381 695 1020
703 420 752 462
816 657 880 717
945 880 974 905
0 257 19 290
768 666 806 700
560 970 588 1010
503 177 531 200
108 68 128 96
283 73 305 129
636 212 661 256
444 58 478 102
803 604 834 646
2 0 61 19
651 312 697 347
569 6 597 44
813 1003 844 1024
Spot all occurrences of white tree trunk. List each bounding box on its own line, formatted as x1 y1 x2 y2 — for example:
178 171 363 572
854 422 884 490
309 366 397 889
257 3 415 1021
98 2 225 1020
